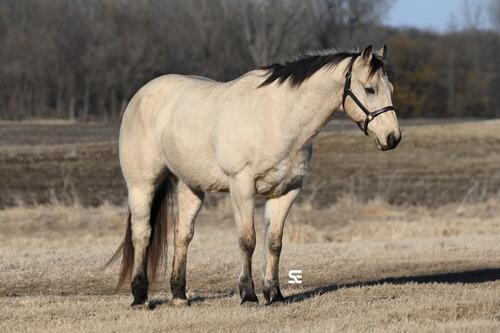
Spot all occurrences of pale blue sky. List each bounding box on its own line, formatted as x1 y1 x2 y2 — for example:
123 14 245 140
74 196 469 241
387 0 491 32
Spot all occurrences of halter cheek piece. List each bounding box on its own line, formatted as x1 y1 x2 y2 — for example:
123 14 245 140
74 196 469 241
342 62 395 135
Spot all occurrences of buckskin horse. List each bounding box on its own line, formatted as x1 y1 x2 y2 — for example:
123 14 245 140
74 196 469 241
107 45 401 308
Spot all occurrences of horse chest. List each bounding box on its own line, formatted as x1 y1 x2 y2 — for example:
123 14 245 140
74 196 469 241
255 145 312 197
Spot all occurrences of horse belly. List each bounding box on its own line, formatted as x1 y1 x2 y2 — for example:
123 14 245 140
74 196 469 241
173 158 229 192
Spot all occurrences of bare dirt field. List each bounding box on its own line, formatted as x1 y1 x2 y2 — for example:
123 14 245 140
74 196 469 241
1 119 500 332
1 119 499 208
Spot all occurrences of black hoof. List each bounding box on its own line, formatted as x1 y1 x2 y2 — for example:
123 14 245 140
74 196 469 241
239 285 259 304
131 274 148 306
263 283 285 305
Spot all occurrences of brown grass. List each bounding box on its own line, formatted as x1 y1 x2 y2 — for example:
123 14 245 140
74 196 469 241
1 198 500 332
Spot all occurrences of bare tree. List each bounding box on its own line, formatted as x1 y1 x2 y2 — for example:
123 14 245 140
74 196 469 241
489 0 500 31
234 0 310 66
309 0 394 48
309 0 345 48
462 0 484 31
344 0 395 40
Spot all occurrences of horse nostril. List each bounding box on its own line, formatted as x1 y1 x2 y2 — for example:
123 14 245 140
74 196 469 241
387 133 399 149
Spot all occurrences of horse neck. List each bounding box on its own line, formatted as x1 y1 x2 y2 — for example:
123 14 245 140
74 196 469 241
277 59 350 150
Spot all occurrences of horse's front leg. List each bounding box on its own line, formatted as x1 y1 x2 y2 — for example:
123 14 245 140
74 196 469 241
230 173 258 304
263 187 301 304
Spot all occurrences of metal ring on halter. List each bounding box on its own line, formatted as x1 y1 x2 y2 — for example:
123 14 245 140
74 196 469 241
342 61 395 136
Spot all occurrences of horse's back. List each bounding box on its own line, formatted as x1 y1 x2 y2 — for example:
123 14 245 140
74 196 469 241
121 74 222 136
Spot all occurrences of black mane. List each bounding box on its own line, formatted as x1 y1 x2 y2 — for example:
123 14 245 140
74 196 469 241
259 50 384 88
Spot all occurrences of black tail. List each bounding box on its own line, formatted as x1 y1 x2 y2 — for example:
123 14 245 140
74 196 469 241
104 176 176 291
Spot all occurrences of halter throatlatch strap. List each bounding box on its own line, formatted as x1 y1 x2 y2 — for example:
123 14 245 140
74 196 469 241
342 62 395 135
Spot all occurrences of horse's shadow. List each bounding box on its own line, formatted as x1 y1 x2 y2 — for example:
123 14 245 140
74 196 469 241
148 290 237 309
285 267 500 304
148 268 500 308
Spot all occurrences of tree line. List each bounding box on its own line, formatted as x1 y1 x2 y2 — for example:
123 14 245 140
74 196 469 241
1 0 499 121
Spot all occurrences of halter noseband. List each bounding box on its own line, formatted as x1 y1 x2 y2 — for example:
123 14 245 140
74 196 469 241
342 60 395 135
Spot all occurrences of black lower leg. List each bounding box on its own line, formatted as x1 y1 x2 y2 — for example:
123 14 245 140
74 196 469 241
263 238 285 304
239 275 258 304
239 237 258 304
263 280 285 304
170 274 187 300
131 273 148 306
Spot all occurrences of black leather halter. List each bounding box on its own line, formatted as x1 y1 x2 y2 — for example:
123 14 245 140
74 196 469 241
342 61 395 135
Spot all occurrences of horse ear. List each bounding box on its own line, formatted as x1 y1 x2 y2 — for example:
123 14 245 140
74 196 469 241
375 45 387 60
361 45 373 61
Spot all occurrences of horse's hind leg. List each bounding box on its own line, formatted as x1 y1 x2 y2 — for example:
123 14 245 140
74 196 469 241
129 185 154 306
170 181 204 306
128 184 156 307
263 188 300 304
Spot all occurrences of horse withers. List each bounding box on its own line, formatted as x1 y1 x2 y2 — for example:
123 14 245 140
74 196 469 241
107 45 401 308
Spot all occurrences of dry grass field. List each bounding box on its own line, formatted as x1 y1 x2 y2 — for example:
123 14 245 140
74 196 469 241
1 199 500 332
1 119 500 332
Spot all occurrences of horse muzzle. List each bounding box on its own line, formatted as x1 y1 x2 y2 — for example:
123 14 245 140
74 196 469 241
379 132 401 151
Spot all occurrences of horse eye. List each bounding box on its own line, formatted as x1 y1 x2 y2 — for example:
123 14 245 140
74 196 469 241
365 87 375 95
